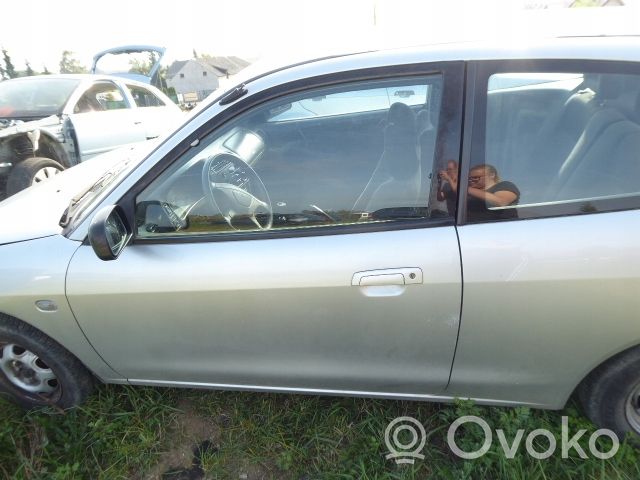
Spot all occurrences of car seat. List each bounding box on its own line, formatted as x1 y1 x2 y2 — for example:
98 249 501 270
352 102 420 214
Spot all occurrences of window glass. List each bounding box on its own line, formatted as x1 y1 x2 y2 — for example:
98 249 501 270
135 76 444 238
0 77 80 117
74 82 128 113
270 85 429 122
468 70 640 222
127 85 166 107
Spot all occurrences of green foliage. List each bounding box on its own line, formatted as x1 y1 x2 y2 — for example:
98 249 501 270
128 52 158 77
1 387 639 479
59 51 87 74
2 49 17 79
25 61 35 77
0 386 179 479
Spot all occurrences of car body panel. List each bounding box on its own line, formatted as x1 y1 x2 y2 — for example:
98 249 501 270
451 212 640 408
66 227 462 393
0 235 122 381
0 150 124 245
91 45 166 85
0 141 153 245
68 109 146 160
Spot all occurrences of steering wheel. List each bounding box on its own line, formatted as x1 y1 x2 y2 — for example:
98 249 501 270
201 153 273 231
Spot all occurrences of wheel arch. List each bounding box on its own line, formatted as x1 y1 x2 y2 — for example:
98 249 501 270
571 342 640 403
0 311 95 378
37 133 73 168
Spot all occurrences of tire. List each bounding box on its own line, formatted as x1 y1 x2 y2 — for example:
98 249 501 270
0 314 94 409
6 157 65 196
578 346 640 439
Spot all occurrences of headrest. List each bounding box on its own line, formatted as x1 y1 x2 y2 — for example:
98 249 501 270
387 102 416 135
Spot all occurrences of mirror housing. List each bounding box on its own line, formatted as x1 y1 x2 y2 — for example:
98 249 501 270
88 205 132 261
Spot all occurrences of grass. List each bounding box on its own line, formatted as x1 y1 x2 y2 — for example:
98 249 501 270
0 385 639 479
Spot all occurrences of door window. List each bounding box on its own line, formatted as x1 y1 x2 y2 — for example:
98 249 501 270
127 85 166 107
135 75 445 238
74 82 128 113
466 66 640 222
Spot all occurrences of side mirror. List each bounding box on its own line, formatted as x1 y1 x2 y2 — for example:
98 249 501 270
88 205 132 261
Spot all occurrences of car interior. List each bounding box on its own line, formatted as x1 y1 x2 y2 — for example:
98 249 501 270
484 72 640 216
136 78 443 236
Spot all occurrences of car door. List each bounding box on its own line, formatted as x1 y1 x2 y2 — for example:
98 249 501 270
124 83 182 140
449 60 640 408
67 80 146 160
66 62 465 396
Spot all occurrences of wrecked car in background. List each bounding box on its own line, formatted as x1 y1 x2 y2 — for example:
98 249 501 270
0 46 181 198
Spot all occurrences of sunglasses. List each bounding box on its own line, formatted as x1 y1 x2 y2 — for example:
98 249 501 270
469 174 486 181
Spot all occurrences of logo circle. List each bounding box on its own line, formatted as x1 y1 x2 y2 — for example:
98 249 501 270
384 416 427 456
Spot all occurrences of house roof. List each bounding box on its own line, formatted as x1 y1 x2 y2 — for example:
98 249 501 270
166 60 189 79
201 56 250 76
166 57 250 80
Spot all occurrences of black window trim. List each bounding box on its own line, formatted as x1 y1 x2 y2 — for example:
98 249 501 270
459 58 640 226
117 60 465 245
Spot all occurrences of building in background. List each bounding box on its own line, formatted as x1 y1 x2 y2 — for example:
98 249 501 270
165 56 249 104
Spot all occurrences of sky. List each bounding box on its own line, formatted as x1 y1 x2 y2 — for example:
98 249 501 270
2 0 640 73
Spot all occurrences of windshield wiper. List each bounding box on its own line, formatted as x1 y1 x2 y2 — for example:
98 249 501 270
58 156 136 229
59 171 115 228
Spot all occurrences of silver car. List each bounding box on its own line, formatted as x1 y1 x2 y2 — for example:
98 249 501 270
1 36 639 439
0 46 181 197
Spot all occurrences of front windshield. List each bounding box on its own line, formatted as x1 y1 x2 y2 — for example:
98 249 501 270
0 78 80 118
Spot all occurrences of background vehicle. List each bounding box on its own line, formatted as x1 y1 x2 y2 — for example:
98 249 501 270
0 37 639 440
0 46 182 198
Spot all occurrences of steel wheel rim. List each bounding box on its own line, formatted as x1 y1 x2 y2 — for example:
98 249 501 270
0 343 58 395
625 382 640 433
32 167 61 184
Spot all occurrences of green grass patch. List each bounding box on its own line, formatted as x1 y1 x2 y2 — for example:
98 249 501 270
0 385 639 479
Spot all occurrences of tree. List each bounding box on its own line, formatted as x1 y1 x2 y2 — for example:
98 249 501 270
2 49 17 79
25 61 35 77
42 65 51 75
193 48 198 59
59 50 87 74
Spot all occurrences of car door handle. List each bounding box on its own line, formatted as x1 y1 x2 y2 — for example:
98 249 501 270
134 121 142 125
352 268 423 286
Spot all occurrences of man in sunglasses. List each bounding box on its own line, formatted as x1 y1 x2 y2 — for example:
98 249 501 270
466 164 519 221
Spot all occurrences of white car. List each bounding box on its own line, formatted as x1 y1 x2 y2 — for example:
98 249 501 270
0 46 182 197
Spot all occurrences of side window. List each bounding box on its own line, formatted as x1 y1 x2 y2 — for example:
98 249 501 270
74 82 128 113
467 68 640 222
270 85 429 121
135 75 444 238
127 85 166 107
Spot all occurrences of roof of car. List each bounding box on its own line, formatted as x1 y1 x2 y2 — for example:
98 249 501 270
4 74 158 89
237 36 640 88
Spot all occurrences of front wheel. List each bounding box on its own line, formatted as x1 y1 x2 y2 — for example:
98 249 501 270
6 157 65 196
0 314 94 409
579 346 640 439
